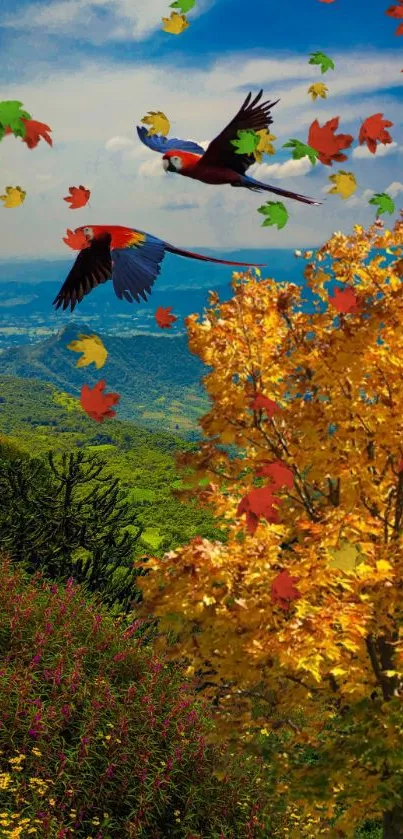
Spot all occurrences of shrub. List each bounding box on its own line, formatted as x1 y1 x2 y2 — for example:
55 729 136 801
0 554 270 839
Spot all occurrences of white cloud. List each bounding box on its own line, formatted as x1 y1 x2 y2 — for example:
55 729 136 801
352 141 400 159
138 158 165 178
386 181 403 198
249 157 312 180
105 136 136 152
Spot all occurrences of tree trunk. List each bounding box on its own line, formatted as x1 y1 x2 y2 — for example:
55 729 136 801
384 806 403 838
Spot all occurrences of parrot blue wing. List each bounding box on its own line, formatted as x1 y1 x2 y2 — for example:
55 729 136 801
111 235 167 303
136 125 205 156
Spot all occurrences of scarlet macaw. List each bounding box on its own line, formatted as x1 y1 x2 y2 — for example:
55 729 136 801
136 91 320 206
52 225 267 313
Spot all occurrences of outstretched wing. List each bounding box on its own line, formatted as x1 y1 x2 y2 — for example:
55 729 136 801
136 126 205 155
200 90 279 175
53 234 112 312
111 234 167 303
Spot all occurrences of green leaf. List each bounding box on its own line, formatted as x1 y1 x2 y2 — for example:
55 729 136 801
258 201 289 230
0 100 31 138
170 0 196 9
368 192 395 216
0 124 5 143
308 51 335 74
230 129 260 155
282 139 319 165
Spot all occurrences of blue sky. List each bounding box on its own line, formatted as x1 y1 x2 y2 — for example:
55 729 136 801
0 0 401 258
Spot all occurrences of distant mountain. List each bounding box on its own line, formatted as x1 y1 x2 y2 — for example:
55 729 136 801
0 322 211 438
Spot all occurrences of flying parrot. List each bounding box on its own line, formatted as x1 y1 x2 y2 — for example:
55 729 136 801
52 225 267 313
136 90 321 207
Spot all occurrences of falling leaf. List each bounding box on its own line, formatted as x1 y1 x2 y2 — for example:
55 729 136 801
271 570 301 611
282 139 319 165
328 541 363 572
253 129 277 162
250 393 280 417
258 201 289 230
255 460 294 489
63 228 90 250
141 111 171 137
0 101 31 139
329 287 359 314
80 381 120 423
308 117 354 166
386 0 403 35
369 192 395 216
237 486 281 535
231 129 261 155
155 306 177 328
161 11 190 34
327 171 357 199
63 185 91 210
358 113 394 154
170 0 195 11
67 334 108 369
0 186 26 208
308 82 329 101
308 51 335 74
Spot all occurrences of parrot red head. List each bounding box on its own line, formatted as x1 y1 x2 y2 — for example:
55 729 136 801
162 150 201 173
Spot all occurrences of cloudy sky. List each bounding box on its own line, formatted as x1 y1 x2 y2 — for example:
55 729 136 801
0 0 401 258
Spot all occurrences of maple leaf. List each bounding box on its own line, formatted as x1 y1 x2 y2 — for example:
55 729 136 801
369 192 395 216
161 11 189 34
237 486 281 535
4 118 51 149
386 0 403 34
250 393 280 417
258 201 289 230
255 460 294 489
358 113 394 154
80 381 120 423
308 117 354 166
253 129 277 162
141 111 170 137
63 228 90 250
63 185 91 209
230 129 261 155
327 541 363 572
0 186 26 208
327 171 357 199
271 570 301 611
282 139 319 165
155 306 177 328
0 101 31 139
67 334 108 369
170 0 195 11
308 82 329 101
308 51 335 74
328 286 359 314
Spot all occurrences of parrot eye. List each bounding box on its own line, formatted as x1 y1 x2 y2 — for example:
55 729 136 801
82 226 94 239
170 156 183 171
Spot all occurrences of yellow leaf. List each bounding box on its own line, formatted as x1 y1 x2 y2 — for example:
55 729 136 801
253 129 277 162
0 185 26 208
308 82 329 101
161 11 189 34
384 670 398 677
141 110 171 137
67 333 108 370
327 171 357 200
327 541 363 572
376 559 393 574
330 666 348 677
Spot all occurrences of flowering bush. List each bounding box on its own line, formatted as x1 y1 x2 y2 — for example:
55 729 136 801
0 554 270 838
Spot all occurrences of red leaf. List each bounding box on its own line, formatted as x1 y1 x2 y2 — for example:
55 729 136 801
386 1 403 32
398 459 403 473
255 460 294 489
308 117 354 166
358 113 394 154
63 185 91 209
22 119 53 149
237 486 281 535
250 393 280 417
80 381 120 423
271 570 301 611
155 306 177 328
63 228 90 250
329 287 359 314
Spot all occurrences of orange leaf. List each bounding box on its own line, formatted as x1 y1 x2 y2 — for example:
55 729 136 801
358 114 393 154
271 570 301 611
250 393 280 417
328 287 359 314
386 1 403 34
255 460 294 489
308 117 354 166
80 381 120 423
62 228 90 250
155 306 177 328
63 185 91 209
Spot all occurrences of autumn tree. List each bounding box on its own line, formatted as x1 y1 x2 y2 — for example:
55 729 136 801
135 215 403 837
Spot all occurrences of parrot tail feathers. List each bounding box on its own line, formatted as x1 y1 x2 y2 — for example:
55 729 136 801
164 243 266 268
241 176 321 205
